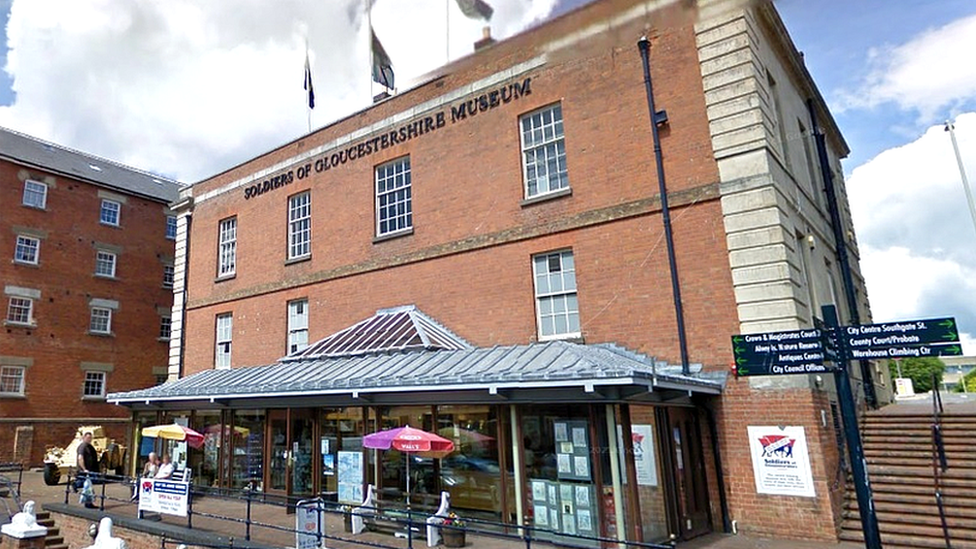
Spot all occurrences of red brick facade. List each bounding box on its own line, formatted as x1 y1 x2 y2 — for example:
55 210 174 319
163 0 862 543
0 146 177 465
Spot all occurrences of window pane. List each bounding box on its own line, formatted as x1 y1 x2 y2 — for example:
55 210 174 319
521 104 569 198
0 366 24 394
23 181 47 208
533 250 579 340
376 157 412 236
15 236 39 264
100 200 120 225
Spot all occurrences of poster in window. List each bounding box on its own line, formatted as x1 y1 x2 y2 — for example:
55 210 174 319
577 509 592 532
573 455 589 478
337 450 364 504
619 424 658 487
534 505 548 526
555 422 568 442
747 425 816 497
557 453 571 473
572 427 586 447
532 480 547 502
575 485 590 508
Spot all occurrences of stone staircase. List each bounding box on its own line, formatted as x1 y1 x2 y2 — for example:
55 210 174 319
840 411 976 548
36 510 69 549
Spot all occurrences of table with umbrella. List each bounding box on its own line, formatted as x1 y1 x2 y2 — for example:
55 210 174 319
363 426 455 547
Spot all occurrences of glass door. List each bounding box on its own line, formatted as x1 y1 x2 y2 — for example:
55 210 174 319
291 413 314 497
269 410 289 494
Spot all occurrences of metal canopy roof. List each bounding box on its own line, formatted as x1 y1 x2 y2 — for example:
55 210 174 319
108 340 724 409
282 305 471 362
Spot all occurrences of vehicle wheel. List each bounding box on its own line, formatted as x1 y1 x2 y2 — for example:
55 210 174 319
43 463 61 486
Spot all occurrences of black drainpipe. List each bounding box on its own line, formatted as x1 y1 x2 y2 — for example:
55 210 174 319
806 99 877 408
638 36 690 375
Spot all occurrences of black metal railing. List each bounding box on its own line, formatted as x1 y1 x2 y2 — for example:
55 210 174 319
931 372 951 548
0 462 24 519
66 472 675 549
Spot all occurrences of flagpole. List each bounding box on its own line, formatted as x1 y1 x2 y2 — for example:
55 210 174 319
368 0 374 101
305 38 312 134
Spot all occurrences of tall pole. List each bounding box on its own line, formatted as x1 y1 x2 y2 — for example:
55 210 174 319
823 305 882 549
807 99 877 408
638 36 690 374
945 120 976 240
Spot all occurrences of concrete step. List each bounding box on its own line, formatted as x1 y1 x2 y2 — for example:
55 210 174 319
43 536 64 547
866 455 976 469
864 444 971 455
840 527 976 549
845 502 976 523
856 490 976 509
840 518 976 547
869 464 976 480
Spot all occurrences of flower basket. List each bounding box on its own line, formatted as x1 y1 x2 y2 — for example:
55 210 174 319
442 528 466 548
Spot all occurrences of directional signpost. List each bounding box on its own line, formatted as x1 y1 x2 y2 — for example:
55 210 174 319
731 328 836 377
730 311 964 549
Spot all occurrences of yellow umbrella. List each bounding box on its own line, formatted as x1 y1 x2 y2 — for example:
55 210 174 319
141 423 205 448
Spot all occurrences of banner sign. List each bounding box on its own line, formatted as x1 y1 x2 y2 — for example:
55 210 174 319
138 478 189 516
747 426 816 498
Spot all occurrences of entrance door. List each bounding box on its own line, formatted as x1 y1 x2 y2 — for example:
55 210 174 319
667 408 710 539
267 409 316 499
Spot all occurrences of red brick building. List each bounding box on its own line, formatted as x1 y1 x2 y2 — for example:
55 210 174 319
111 0 890 543
0 127 180 465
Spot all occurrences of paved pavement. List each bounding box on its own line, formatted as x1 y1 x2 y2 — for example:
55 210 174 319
8 468 861 549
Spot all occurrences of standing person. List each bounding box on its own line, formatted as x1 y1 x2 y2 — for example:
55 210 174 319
76 431 100 508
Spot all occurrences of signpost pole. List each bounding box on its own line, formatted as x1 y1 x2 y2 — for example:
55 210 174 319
823 305 881 549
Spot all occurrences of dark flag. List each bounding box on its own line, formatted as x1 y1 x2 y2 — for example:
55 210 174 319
304 51 315 109
371 28 395 89
455 0 493 21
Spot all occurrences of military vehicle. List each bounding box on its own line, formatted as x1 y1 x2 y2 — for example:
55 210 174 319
42 425 127 485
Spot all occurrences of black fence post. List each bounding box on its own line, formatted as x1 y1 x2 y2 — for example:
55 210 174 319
63 472 70 505
187 488 193 530
99 474 106 510
245 487 252 541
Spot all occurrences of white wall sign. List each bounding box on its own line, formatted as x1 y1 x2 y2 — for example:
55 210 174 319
630 424 658 486
747 426 816 497
138 478 189 516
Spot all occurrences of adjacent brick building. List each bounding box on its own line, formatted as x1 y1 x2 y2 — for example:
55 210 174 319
111 0 892 543
0 127 180 465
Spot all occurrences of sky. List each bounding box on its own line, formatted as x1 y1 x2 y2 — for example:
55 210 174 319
0 0 974 354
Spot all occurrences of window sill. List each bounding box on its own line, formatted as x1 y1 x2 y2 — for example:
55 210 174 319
99 222 121 229
3 320 36 329
214 273 236 283
82 396 106 402
12 260 39 268
21 204 46 211
373 227 414 244
162 285 174 290
87 331 115 338
521 187 572 207
537 333 584 344
94 274 118 281
0 394 26 399
285 255 312 266
157 337 171 343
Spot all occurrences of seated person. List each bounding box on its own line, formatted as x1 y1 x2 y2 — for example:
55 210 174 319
155 454 174 479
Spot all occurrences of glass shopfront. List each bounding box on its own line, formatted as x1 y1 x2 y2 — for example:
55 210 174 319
131 401 686 545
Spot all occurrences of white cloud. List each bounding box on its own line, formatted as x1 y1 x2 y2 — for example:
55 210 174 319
836 12 976 122
0 0 556 182
848 112 976 354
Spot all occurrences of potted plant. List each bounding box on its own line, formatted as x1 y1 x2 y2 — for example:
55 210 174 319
441 512 466 548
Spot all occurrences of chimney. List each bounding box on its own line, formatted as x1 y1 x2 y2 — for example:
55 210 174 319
474 26 495 51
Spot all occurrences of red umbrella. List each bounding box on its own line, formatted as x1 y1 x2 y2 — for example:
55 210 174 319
141 423 205 449
363 426 454 507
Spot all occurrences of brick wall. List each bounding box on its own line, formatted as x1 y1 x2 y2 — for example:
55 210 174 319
0 158 173 464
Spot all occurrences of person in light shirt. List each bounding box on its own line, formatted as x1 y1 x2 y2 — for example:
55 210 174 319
155 454 174 479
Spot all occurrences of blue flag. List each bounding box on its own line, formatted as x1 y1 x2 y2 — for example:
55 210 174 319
304 51 315 109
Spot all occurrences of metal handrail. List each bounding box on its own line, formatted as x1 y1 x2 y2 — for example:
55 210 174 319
931 372 951 548
70 472 675 549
